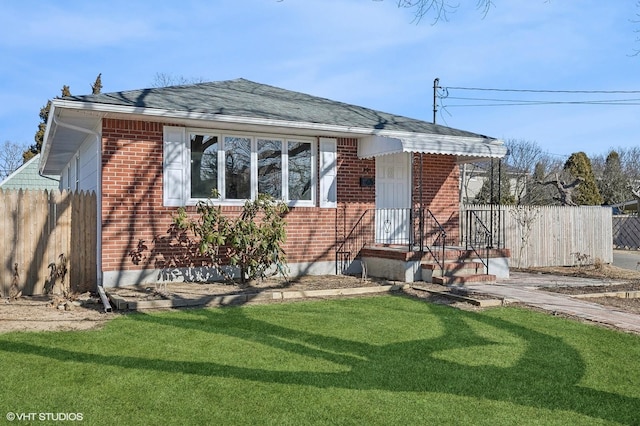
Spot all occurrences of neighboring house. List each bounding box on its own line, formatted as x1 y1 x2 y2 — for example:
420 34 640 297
0 154 60 191
39 78 508 287
608 199 638 215
459 161 526 204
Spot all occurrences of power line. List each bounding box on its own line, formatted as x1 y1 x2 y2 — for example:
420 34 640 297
445 100 640 107
443 86 640 94
438 86 640 108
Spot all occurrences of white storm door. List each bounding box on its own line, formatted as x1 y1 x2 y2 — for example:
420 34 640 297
375 153 411 244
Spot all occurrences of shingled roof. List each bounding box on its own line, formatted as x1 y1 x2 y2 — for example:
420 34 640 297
42 78 506 175
63 78 490 140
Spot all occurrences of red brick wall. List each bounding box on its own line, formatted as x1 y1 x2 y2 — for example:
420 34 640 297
412 153 460 244
100 120 459 276
100 123 375 274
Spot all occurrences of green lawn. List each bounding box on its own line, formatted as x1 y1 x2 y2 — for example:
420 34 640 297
1 295 639 425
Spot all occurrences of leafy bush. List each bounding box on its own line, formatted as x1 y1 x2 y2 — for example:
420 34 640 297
173 193 288 283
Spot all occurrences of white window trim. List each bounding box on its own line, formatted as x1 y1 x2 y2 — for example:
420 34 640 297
74 154 80 191
319 137 337 208
184 128 316 207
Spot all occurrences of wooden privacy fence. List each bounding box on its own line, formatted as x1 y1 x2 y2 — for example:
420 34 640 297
0 189 97 296
612 216 640 249
462 205 613 268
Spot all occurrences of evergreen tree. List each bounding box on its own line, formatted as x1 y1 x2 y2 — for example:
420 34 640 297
599 151 628 205
563 152 603 205
91 73 102 94
474 159 516 204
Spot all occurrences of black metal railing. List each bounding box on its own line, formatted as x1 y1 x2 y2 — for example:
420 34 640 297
335 209 374 274
463 209 504 274
414 209 447 271
374 208 413 247
462 207 505 249
336 208 448 274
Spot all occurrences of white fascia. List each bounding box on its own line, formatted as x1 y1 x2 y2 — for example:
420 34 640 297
51 99 505 145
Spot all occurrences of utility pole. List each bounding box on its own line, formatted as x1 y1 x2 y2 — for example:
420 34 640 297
433 77 439 124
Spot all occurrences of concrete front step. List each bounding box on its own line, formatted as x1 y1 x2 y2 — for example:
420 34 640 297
432 274 497 285
422 261 485 274
421 261 487 282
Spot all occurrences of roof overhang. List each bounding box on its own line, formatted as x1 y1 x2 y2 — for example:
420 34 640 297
40 99 507 174
39 103 103 175
358 134 507 163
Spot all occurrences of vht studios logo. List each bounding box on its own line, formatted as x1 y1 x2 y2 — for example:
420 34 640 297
6 412 84 421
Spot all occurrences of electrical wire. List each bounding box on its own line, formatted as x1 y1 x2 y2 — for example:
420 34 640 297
444 86 640 94
438 86 640 108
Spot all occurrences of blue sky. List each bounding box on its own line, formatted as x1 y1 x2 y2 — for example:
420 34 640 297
1 0 639 159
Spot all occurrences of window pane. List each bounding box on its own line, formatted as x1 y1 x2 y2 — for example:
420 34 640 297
224 136 251 199
258 139 282 199
288 141 312 201
190 134 218 198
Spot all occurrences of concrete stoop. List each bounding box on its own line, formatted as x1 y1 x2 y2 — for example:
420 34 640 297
361 246 509 284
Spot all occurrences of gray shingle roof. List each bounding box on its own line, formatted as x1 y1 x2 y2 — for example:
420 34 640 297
64 78 492 140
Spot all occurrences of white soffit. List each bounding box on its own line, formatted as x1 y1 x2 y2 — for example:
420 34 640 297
358 134 507 162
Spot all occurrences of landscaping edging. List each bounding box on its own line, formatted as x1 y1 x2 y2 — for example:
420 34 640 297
571 290 640 300
107 284 406 311
410 285 504 307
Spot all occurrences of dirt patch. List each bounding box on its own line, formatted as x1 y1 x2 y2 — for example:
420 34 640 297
0 276 399 333
0 293 114 333
4 264 640 334
541 282 640 295
522 263 640 281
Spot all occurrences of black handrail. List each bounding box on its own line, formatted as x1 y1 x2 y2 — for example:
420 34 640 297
335 209 374 274
420 209 447 271
465 210 491 272
336 208 448 275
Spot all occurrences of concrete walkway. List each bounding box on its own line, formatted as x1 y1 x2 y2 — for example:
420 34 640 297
465 272 640 334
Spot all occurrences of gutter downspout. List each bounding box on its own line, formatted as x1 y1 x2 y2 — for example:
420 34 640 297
51 114 110 313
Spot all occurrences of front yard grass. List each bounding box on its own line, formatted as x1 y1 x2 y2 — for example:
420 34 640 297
1 295 639 425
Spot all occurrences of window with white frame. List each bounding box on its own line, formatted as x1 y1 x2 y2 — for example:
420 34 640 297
182 129 316 206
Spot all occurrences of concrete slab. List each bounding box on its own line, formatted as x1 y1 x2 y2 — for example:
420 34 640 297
613 249 640 272
466 277 640 334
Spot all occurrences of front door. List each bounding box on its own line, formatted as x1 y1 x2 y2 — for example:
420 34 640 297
375 153 411 244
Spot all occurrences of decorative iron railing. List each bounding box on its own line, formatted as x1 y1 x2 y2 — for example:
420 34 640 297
461 207 505 249
335 208 447 274
420 209 447 271
463 208 504 273
335 209 374 274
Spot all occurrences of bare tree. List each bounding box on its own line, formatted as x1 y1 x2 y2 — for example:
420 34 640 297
151 73 207 88
634 0 640 56
504 139 544 204
538 174 584 206
0 141 28 180
394 0 494 23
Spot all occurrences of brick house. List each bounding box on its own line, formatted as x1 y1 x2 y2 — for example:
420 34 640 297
39 79 508 288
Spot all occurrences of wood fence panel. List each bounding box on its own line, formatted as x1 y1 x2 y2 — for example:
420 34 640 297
463 205 613 268
0 189 97 297
612 216 640 249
